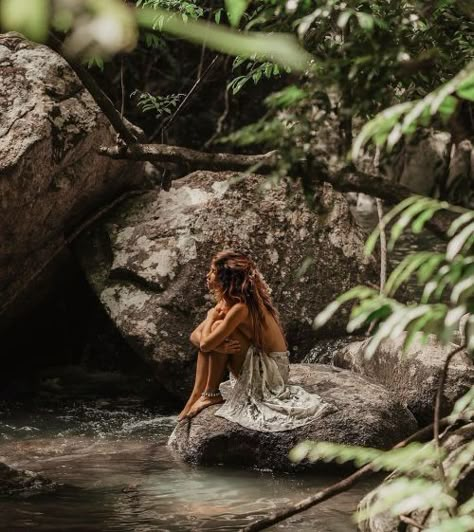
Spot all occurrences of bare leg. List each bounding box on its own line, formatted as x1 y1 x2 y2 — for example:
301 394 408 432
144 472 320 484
186 319 228 418
179 319 225 420
187 325 251 419
186 351 226 418
177 350 209 421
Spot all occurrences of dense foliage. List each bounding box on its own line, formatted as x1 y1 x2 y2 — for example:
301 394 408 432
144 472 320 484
1 1 473 529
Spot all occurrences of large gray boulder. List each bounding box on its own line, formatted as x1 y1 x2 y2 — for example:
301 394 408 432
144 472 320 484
0 33 144 325
358 422 474 532
75 171 376 398
168 364 417 470
332 334 474 425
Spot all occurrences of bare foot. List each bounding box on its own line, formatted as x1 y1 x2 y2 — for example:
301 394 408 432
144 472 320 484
177 392 201 421
186 395 224 419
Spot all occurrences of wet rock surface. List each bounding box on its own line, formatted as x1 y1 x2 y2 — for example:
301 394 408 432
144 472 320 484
303 336 365 365
168 364 417 470
0 33 144 325
75 171 376 398
332 334 474 425
0 462 57 497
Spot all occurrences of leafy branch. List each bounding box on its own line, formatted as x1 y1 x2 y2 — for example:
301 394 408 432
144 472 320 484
353 61 474 157
131 90 185 118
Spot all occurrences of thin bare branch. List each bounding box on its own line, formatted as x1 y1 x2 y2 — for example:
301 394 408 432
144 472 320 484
433 344 466 493
400 514 426 530
49 34 138 145
159 56 221 136
377 198 387 292
240 412 473 532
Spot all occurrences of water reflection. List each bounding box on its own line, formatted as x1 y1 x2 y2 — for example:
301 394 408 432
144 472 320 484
0 400 375 531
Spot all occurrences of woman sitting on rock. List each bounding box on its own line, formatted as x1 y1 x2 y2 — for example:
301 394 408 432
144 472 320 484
177 249 328 431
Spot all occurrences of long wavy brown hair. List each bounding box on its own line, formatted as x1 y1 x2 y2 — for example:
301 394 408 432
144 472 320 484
208 249 286 349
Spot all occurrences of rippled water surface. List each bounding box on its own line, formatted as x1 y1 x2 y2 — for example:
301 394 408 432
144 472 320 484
0 399 376 531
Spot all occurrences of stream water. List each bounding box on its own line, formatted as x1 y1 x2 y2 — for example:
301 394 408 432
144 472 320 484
0 398 377 531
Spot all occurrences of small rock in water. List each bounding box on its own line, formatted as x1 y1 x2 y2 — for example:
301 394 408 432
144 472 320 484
0 462 58 497
121 483 140 493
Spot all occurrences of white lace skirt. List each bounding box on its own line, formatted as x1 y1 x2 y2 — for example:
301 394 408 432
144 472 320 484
215 346 329 432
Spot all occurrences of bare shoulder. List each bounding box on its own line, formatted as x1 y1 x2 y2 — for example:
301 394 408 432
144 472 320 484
229 302 249 317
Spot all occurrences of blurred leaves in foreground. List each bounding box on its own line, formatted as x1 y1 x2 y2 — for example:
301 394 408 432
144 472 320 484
0 0 311 71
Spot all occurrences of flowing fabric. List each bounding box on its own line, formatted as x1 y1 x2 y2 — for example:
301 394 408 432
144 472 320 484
215 345 329 432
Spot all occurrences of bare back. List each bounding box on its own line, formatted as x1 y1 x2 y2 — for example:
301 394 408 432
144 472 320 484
236 305 287 353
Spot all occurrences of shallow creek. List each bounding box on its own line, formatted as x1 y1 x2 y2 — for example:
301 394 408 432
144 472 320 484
0 398 377 531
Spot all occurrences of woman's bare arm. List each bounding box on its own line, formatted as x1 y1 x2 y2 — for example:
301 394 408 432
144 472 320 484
190 313 240 354
200 303 248 352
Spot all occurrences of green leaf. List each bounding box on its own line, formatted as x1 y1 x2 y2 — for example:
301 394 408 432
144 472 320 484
364 196 421 256
356 12 374 31
417 254 445 283
456 72 474 101
448 211 474 237
438 95 458 122
412 207 442 234
225 0 248 27
136 7 312 71
313 301 342 329
294 256 313 279
450 387 474 419
352 103 413 159
447 221 474 260
264 85 307 109
388 199 441 250
356 478 455 522
313 286 376 329
288 440 313 462
459 494 474 516
426 515 474 532
337 10 353 29
1 0 49 41
446 440 474 484
384 252 433 296
403 313 436 351
451 277 474 304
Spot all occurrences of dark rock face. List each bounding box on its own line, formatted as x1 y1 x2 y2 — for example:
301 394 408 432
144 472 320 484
0 33 144 325
384 131 451 196
168 364 417 470
358 423 474 532
332 334 474 425
75 170 376 398
0 462 57 496
303 336 365 365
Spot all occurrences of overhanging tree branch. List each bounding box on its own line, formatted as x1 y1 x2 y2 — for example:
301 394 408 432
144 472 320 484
321 167 454 240
98 144 454 238
48 33 139 145
48 34 454 239
98 144 280 172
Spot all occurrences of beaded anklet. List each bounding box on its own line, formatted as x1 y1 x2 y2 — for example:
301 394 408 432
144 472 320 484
201 390 221 398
